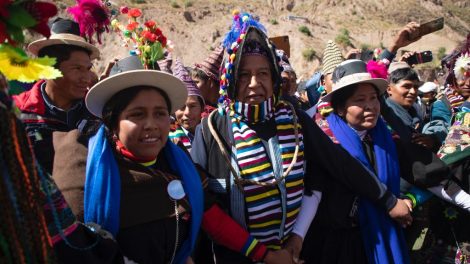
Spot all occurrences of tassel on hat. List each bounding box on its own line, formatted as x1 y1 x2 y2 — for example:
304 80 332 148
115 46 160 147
322 40 344 75
194 46 224 81
174 58 205 105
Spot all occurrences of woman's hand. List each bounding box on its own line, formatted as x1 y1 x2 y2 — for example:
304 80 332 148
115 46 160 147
264 249 295 264
283 233 303 263
389 198 413 228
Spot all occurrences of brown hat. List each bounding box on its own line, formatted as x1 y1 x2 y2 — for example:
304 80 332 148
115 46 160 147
322 40 343 75
194 46 224 81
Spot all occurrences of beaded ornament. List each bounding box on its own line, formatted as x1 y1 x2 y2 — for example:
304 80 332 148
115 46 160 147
218 10 267 114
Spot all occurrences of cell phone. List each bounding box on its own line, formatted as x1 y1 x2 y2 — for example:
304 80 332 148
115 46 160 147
409 17 444 40
356 50 374 62
406 51 433 65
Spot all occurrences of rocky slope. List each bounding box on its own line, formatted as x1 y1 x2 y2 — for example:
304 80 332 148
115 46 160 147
56 0 470 79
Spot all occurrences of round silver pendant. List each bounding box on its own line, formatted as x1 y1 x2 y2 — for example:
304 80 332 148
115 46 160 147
167 180 185 200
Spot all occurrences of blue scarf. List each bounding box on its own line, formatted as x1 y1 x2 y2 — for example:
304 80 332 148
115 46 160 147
326 113 409 264
84 124 203 264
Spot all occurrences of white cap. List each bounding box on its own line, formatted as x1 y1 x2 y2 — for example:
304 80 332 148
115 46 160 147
418 82 438 93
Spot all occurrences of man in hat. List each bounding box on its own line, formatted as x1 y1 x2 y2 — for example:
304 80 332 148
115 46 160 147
13 18 100 175
192 46 224 118
170 59 205 153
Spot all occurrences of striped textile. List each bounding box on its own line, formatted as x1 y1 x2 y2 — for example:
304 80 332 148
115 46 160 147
445 87 465 113
169 125 192 153
230 98 304 249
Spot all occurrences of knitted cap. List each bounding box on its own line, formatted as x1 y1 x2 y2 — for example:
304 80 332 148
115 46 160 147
174 58 205 105
322 40 343 75
194 46 224 81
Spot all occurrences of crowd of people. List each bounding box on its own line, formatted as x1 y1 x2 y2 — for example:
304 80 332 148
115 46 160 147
1 1 470 264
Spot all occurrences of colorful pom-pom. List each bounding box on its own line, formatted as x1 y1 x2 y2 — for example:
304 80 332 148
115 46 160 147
232 9 240 16
239 33 245 39
242 15 249 22
230 54 236 61
231 42 237 49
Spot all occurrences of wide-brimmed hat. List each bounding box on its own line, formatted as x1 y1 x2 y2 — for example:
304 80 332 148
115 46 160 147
28 18 100 60
322 59 388 102
86 55 187 118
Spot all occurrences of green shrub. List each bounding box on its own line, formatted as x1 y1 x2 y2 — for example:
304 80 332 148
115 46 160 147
170 0 180 8
335 28 352 47
299 26 312 37
437 47 446 60
183 0 193 7
130 0 146 3
269 19 279 25
302 48 316 61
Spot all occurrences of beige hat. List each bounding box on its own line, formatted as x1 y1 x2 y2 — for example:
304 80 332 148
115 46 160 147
28 19 100 60
322 59 388 102
387 61 410 74
322 40 344 75
86 56 187 118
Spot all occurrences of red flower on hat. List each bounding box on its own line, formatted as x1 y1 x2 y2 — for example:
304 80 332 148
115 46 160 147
157 35 167 47
128 8 141 18
144 20 156 29
126 21 139 31
141 30 157 42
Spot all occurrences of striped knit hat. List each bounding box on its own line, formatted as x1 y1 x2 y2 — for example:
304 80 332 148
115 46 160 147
322 40 344 75
194 46 224 81
174 58 205 105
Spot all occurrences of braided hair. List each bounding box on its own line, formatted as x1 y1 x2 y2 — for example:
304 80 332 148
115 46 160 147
0 88 56 263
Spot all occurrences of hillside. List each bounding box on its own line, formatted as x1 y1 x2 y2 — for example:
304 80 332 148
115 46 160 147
55 0 470 79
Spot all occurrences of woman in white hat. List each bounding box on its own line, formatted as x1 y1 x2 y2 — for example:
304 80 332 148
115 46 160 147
309 59 465 264
52 56 290 264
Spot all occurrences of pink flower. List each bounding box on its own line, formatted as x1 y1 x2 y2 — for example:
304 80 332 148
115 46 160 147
120 6 128 14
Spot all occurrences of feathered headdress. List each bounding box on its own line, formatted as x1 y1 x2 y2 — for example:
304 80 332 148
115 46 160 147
442 32 470 85
454 53 470 83
68 0 114 44
218 10 268 111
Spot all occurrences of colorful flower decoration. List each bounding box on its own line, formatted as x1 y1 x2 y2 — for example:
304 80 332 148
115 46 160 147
0 0 62 84
67 0 113 44
218 10 267 113
111 6 167 69
0 45 62 83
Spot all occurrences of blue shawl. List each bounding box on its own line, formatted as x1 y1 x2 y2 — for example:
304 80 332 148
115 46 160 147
326 113 409 264
84 124 203 263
